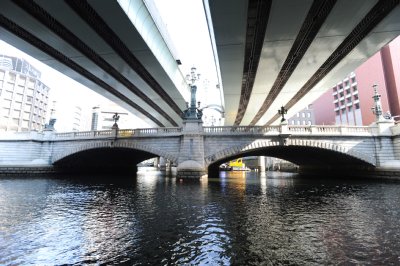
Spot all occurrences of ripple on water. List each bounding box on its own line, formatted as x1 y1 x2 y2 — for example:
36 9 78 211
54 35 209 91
0 174 400 265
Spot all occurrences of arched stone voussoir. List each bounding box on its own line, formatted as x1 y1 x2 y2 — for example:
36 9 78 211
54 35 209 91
51 140 177 164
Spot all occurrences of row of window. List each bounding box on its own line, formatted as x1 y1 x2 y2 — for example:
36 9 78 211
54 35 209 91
333 76 357 91
290 120 312 125
335 103 360 116
295 112 312 118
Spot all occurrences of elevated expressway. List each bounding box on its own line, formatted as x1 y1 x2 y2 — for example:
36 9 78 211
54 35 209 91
1 0 400 128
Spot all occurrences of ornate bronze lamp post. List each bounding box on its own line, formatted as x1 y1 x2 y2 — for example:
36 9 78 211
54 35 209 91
112 112 120 129
182 67 203 120
371 84 384 121
278 106 288 122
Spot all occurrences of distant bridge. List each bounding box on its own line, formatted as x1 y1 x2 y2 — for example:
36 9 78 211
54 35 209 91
1 121 400 178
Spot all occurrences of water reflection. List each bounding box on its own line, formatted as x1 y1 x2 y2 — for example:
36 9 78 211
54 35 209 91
0 171 400 265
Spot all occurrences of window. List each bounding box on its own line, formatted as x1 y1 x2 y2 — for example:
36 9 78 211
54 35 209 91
8 72 16 82
355 103 360 109
3 107 10 115
2 99 11 108
307 113 311 118
4 82 14 91
3 91 12 99
26 88 34 96
15 93 23 102
13 102 22 110
353 85 358 92
24 104 32 112
27 96 33 102
23 112 30 120
17 76 26 86
12 110 21 118
15 86 24 94
27 78 35 88
22 120 29 128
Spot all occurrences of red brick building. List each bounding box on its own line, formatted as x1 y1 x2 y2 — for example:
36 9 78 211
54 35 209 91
311 35 400 126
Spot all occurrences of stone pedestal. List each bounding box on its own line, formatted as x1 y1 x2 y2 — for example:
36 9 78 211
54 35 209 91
376 119 395 136
176 119 206 179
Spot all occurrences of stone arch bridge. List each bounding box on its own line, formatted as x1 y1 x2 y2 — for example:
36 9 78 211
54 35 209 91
1 121 400 178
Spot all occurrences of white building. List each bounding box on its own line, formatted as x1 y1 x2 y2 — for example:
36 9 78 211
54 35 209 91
0 54 50 132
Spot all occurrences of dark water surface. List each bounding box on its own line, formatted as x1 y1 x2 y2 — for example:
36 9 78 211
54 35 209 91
1 169 400 265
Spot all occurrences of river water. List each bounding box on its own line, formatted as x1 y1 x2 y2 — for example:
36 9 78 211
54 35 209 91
1 169 400 265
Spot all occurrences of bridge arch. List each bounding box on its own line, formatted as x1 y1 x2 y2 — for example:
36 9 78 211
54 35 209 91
52 140 178 172
205 138 375 171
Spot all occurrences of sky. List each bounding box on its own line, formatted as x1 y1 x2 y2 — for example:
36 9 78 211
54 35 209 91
148 0 223 109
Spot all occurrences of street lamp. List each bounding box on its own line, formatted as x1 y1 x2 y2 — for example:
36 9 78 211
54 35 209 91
182 67 203 120
112 112 120 129
278 106 288 122
371 84 384 121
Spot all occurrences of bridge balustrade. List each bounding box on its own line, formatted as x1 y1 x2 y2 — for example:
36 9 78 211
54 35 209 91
53 127 183 140
203 126 280 135
133 127 182 136
288 125 373 135
55 130 113 139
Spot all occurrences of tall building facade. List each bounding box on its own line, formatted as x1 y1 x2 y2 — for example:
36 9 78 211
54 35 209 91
0 55 50 131
287 105 315 126
312 35 400 126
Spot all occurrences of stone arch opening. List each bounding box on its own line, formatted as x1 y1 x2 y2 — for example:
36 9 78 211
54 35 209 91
52 140 177 174
207 141 375 175
54 147 158 174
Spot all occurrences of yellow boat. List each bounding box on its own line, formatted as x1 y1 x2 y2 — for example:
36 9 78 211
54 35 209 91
228 158 250 171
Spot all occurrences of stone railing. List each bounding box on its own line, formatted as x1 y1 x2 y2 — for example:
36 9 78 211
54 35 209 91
131 127 182 136
53 127 183 140
55 130 113 139
203 125 374 136
203 126 280 135
0 125 379 141
288 125 373 135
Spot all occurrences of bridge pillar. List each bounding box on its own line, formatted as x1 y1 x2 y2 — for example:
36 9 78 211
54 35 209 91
258 156 266 173
176 120 206 179
158 157 167 171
